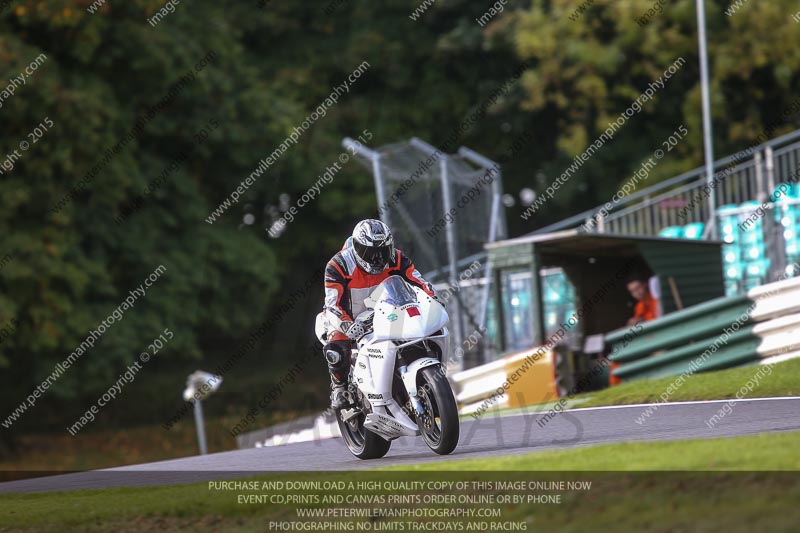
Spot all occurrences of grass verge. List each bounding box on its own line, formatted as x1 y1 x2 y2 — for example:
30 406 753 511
579 357 800 408
478 357 800 419
0 410 311 472
1 432 798 532
383 430 800 471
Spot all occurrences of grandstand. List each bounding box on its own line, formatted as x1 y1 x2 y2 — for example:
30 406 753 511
547 128 800 294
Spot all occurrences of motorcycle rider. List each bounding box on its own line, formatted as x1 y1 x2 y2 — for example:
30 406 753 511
322 219 438 409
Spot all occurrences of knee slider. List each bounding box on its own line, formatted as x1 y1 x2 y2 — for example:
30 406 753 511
325 349 341 365
324 341 350 374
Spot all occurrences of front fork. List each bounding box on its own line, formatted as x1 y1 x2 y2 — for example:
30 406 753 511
399 364 425 417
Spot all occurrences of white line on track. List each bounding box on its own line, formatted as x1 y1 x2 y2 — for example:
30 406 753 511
555 395 800 414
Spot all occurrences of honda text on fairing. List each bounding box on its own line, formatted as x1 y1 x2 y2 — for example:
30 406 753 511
315 276 460 459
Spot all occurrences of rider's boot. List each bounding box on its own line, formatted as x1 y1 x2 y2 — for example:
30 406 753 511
326 345 351 410
330 376 350 410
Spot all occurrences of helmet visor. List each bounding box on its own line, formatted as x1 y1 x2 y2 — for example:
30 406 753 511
354 241 392 269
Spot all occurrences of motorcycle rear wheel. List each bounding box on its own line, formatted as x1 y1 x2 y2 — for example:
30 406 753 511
336 402 391 460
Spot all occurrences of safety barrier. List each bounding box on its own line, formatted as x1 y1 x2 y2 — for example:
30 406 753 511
607 276 800 381
236 412 339 449
451 347 559 415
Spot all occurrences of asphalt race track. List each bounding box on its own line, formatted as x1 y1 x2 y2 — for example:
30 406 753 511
2 397 798 494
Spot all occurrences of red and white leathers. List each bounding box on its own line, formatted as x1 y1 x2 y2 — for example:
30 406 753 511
323 237 437 340
322 237 437 383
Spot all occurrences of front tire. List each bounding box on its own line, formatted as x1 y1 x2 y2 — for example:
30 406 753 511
336 402 391 460
417 366 459 455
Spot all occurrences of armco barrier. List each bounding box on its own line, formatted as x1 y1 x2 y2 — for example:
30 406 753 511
452 347 559 415
607 276 800 381
236 411 339 449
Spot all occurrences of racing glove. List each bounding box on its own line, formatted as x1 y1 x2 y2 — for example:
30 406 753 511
341 315 373 341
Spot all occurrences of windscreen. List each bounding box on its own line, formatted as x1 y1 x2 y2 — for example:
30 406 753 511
380 276 418 307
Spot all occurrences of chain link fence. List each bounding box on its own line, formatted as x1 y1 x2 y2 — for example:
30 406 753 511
344 137 506 369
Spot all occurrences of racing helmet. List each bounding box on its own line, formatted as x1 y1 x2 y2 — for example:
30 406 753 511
351 219 394 275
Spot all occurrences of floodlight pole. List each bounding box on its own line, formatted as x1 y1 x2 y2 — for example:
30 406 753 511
696 0 717 237
193 399 208 455
183 370 221 456
479 193 501 330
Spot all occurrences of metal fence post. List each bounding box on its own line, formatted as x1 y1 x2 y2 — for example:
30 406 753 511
765 146 775 194
440 157 463 371
755 151 765 202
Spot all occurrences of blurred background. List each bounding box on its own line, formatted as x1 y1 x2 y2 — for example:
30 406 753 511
1 0 799 469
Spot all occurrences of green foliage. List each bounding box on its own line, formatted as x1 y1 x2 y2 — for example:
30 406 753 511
1 0 799 440
0 2 283 430
510 0 800 218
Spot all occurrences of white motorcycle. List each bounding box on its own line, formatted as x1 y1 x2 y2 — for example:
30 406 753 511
315 276 459 459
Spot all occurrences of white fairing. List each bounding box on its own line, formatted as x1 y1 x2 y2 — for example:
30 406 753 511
346 276 451 441
368 285 448 342
351 339 396 406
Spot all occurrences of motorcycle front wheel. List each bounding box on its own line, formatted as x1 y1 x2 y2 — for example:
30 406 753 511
417 366 459 455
